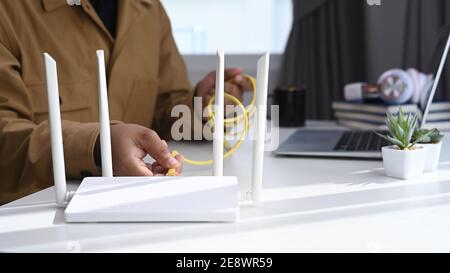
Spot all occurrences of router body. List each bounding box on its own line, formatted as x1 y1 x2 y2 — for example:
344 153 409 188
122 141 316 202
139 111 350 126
65 176 239 222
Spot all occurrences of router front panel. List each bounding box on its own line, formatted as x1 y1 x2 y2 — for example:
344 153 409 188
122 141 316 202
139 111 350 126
64 176 239 222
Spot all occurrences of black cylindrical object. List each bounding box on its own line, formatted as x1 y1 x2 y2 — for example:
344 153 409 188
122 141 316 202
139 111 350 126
273 86 306 127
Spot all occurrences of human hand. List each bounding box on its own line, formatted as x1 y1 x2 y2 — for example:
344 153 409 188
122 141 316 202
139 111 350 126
96 124 183 176
194 67 254 110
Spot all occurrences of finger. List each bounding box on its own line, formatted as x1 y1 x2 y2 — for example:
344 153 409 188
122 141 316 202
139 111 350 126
204 88 215 109
154 169 167 176
125 159 153 176
197 87 213 115
234 75 254 92
145 162 155 172
161 140 168 148
209 86 216 96
224 67 243 81
175 154 184 175
151 162 166 174
224 82 244 102
201 71 217 88
138 130 179 169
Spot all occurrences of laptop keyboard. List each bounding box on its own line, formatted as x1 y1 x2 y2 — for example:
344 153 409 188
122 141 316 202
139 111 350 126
333 131 389 151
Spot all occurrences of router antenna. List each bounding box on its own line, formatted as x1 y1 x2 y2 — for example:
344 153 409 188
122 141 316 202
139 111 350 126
96 50 113 177
44 53 69 207
213 50 225 176
251 53 270 203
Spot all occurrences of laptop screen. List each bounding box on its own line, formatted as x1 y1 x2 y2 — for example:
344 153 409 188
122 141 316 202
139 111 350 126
420 32 450 128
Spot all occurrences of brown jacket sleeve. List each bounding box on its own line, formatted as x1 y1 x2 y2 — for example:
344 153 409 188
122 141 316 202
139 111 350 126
0 41 101 205
151 2 194 139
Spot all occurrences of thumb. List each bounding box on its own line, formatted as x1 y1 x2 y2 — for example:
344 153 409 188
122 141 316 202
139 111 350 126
138 130 179 169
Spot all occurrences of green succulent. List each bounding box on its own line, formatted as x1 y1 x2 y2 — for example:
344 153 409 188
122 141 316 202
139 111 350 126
375 107 432 150
413 128 444 144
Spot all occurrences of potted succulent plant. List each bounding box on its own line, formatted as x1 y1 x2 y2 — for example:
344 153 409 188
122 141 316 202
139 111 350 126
413 128 444 172
376 108 431 179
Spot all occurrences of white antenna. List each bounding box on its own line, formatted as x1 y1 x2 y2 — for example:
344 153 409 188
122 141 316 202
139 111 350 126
251 53 270 203
213 50 225 176
44 53 70 207
421 32 450 128
96 50 113 177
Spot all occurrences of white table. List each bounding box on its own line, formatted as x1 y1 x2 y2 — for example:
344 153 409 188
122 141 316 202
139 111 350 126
1 121 450 253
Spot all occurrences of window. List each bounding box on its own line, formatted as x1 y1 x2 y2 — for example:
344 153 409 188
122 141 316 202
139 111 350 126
161 0 293 54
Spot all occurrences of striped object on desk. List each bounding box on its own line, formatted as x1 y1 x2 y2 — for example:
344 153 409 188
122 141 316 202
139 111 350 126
332 101 450 131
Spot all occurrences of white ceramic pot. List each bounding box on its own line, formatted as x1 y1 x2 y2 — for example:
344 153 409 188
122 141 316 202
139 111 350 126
421 142 442 172
381 145 428 180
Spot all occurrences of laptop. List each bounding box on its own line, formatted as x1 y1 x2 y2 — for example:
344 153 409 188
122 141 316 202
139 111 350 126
274 32 450 159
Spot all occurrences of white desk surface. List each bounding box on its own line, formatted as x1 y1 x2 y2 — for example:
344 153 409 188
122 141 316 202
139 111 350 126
1 121 450 253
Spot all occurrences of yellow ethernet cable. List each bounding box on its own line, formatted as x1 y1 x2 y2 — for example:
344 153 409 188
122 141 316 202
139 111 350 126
166 75 256 176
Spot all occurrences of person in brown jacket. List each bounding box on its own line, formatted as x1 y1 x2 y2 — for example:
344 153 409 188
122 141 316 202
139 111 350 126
0 0 251 204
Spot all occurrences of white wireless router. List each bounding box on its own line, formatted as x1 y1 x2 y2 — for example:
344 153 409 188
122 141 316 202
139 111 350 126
43 50 270 222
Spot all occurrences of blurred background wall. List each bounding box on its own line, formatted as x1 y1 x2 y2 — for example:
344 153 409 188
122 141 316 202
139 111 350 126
365 0 408 82
162 0 450 119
